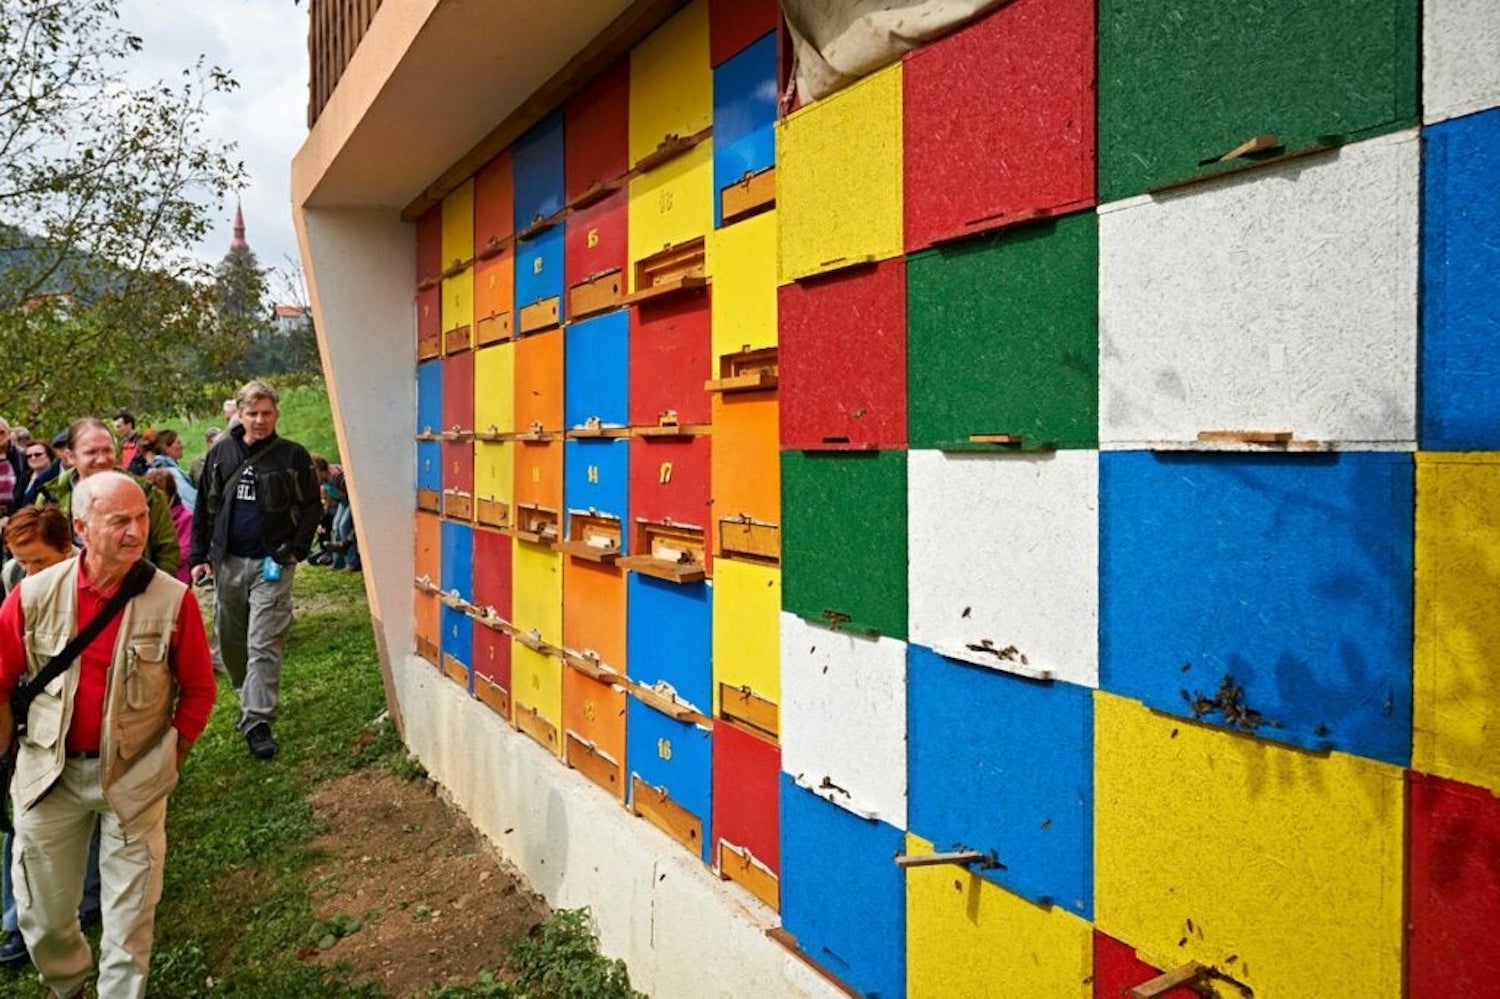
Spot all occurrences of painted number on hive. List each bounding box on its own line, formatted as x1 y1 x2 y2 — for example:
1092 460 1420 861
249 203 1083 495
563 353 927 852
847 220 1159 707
587 228 599 248
657 738 672 761
587 465 599 484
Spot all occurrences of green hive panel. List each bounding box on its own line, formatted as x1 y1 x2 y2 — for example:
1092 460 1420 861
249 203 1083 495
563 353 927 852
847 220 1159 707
781 450 907 640
1097 0 1419 201
907 212 1098 451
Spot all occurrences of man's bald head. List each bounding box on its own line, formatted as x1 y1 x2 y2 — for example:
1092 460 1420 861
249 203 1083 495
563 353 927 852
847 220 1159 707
73 470 144 523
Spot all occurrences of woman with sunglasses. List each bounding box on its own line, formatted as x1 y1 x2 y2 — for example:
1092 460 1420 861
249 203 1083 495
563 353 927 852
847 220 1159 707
18 441 61 508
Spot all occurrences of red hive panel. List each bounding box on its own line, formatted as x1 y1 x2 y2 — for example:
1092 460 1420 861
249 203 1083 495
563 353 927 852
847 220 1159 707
628 291 713 427
712 720 780 872
472 525 513 618
473 626 512 695
566 58 630 200
1409 771 1500 998
441 350 475 433
778 259 907 449
709 0 778 67
629 434 712 575
902 0 1095 252
565 193 628 301
1092 930 1200 999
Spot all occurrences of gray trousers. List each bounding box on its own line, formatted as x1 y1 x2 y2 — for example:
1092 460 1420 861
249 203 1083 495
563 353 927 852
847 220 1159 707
212 554 297 732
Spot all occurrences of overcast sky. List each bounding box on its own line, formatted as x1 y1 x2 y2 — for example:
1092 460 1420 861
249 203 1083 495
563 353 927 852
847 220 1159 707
119 0 309 300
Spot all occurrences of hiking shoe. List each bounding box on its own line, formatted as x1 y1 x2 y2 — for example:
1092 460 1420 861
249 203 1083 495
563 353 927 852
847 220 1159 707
245 723 278 760
0 930 29 966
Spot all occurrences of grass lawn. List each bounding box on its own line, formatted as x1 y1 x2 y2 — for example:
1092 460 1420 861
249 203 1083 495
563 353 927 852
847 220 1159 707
0 564 389 997
145 378 342 469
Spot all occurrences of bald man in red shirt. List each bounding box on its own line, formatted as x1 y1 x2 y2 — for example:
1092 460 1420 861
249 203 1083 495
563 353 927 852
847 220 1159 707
0 471 215 998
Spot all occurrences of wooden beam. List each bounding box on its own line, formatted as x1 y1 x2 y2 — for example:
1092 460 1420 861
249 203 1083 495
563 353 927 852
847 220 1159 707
401 0 691 221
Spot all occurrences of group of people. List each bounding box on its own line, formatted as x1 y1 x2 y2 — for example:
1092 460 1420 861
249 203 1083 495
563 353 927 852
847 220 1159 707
0 380 325 997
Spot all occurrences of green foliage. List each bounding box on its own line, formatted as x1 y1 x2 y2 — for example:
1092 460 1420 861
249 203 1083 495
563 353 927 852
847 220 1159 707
141 378 340 470
426 909 642 999
0 0 245 431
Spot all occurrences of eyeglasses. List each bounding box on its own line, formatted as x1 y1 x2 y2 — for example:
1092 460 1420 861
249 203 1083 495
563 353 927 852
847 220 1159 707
25 451 46 459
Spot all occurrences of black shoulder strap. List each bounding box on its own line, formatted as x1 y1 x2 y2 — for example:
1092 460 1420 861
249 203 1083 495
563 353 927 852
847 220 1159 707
210 438 288 515
12 559 156 738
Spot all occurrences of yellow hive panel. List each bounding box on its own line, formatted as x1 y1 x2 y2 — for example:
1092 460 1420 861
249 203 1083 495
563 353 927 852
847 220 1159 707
474 342 515 434
441 179 474 270
513 643 563 739
441 269 473 340
627 0 711 164
1415 452 1500 794
706 209 778 361
626 142 713 290
710 559 780 715
906 834 1092 999
1094 692 1404 998
473 440 512 511
776 63 902 283
512 540 563 644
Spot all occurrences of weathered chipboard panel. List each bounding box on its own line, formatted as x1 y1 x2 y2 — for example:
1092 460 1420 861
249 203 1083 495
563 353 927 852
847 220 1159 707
1094 692 1405 999
1101 451 1414 764
1099 130 1420 451
906 833 1093 999
908 450 1097 688
779 613 906 828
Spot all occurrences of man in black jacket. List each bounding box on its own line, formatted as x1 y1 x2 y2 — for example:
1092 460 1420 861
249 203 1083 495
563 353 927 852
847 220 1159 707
189 381 321 760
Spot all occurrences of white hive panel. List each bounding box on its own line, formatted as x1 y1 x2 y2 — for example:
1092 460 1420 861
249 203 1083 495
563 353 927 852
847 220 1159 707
779 612 907 828
907 449 1098 688
1424 0 1500 123
1099 130 1419 451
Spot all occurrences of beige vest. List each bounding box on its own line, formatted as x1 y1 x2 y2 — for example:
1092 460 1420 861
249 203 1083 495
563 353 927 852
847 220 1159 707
17 557 186 824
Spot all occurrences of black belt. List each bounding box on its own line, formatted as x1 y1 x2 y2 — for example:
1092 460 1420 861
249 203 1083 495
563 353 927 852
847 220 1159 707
65 750 100 760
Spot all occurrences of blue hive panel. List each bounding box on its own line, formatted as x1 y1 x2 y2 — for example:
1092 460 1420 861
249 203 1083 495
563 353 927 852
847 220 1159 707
780 773 905 998
440 520 474 603
626 573 712 709
563 439 629 538
564 309 630 430
1421 106 1500 451
417 359 443 436
712 31 777 227
907 644 1093 918
627 699 712 863
1100 451 1414 765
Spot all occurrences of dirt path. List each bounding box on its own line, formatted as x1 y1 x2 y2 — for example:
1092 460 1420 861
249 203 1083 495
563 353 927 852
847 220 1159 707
303 768 549 996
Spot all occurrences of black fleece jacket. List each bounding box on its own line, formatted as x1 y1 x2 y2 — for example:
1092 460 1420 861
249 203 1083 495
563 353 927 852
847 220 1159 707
190 424 322 567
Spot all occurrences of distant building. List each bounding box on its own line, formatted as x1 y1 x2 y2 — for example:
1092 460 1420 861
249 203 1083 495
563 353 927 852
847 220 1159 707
268 303 310 337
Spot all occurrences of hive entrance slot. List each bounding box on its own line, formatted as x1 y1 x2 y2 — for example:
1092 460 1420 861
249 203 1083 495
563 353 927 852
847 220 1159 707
623 237 708 306
706 346 778 393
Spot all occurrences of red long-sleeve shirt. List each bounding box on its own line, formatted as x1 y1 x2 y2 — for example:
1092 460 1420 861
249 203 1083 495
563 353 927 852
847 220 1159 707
0 562 216 754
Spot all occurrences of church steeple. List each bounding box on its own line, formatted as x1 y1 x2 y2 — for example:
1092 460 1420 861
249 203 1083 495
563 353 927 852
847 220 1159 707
229 201 249 253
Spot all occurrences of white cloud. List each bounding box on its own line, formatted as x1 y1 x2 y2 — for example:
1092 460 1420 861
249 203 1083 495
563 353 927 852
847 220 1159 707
118 0 308 296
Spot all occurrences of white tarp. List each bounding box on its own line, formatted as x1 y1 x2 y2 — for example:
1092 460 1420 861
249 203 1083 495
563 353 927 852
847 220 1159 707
780 0 1009 103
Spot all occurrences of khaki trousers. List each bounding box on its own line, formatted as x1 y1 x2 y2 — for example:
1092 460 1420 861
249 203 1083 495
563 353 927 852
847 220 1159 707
12 758 167 999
